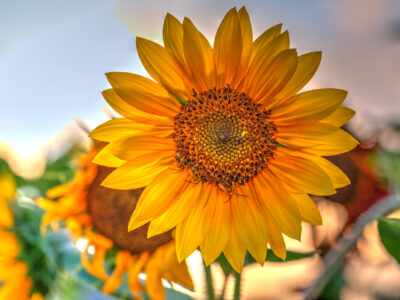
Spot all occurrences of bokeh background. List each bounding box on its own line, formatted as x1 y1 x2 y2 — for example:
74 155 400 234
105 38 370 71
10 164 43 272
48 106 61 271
1 0 400 299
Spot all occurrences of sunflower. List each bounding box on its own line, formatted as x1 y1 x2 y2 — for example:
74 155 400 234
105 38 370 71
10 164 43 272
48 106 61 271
89 7 358 272
0 168 51 300
37 146 193 300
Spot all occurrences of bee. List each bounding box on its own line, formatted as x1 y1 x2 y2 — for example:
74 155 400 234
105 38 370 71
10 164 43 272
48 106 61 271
185 175 201 184
218 181 234 194
217 181 247 202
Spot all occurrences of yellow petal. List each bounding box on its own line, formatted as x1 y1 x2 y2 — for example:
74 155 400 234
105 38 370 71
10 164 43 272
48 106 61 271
214 8 242 87
127 253 147 298
230 185 268 265
269 154 336 196
251 24 282 62
109 135 175 161
273 51 322 102
102 160 172 190
92 144 125 168
231 6 253 88
290 192 322 225
106 72 180 117
46 182 73 198
102 89 172 125
175 183 213 262
128 170 189 231
277 122 340 149
281 148 350 189
148 183 201 238
277 123 359 156
158 242 194 289
0 200 13 228
144 259 165 300
264 218 287 260
91 248 109 279
244 31 289 95
136 38 193 99
183 17 216 91
322 106 355 127
90 118 173 143
200 187 231 265
251 175 302 240
272 89 348 125
0 173 16 201
223 222 246 273
163 13 185 66
250 48 298 104
306 129 359 156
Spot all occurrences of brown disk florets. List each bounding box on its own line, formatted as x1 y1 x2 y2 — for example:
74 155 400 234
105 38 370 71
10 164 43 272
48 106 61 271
173 86 277 193
87 166 172 254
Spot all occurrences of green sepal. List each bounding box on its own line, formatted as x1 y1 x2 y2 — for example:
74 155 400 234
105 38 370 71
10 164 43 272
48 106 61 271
174 95 187 105
215 250 316 277
245 250 316 264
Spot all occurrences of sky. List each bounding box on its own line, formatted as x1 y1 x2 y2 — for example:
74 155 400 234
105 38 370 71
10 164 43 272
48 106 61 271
1 0 400 166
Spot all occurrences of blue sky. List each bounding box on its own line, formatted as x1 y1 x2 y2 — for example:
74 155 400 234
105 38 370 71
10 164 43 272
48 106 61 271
1 0 400 159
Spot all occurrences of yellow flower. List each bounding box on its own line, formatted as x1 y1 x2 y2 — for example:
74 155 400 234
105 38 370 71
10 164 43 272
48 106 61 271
89 7 358 272
0 171 43 300
37 146 193 300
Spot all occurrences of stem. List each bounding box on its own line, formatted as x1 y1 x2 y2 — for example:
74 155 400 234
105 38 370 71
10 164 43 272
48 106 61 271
218 276 228 300
304 195 400 300
233 272 242 300
203 259 215 300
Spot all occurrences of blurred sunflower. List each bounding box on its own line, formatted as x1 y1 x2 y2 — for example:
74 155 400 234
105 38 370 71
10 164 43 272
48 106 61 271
0 168 54 300
37 146 193 300
89 7 358 272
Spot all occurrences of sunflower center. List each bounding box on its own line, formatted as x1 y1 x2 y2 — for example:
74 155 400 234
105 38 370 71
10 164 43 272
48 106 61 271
173 86 277 193
87 166 172 254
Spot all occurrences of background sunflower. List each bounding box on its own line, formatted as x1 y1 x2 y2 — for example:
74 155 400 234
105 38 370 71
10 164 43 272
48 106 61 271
37 145 194 300
0 165 57 300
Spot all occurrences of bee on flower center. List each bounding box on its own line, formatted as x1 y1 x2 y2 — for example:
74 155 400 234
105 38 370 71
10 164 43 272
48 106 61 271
172 86 277 193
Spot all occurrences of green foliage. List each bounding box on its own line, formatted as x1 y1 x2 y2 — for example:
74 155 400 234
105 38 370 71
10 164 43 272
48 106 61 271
378 217 400 264
246 250 316 264
216 250 316 277
10 202 58 298
319 268 345 300
372 149 400 192
0 159 12 175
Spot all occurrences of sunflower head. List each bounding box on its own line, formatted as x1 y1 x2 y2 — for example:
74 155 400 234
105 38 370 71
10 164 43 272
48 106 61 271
37 146 193 299
90 6 358 272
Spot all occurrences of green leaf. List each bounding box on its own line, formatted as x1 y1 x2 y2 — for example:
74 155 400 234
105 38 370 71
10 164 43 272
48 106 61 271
372 149 400 192
378 217 400 264
246 250 316 265
320 267 346 300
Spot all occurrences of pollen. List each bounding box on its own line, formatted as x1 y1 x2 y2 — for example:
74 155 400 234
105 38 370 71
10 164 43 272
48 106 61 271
173 86 277 193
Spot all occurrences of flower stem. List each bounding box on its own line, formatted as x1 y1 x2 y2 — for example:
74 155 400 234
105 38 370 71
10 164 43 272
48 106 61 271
203 259 215 300
304 194 400 300
233 271 242 300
